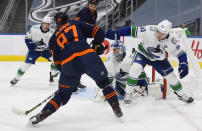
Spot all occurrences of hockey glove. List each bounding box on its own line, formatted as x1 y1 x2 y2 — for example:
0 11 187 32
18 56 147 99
178 53 188 79
91 40 108 55
25 38 36 51
178 63 188 79
115 69 129 82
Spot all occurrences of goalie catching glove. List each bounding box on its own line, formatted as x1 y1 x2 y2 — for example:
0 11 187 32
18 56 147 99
115 69 129 83
90 40 108 55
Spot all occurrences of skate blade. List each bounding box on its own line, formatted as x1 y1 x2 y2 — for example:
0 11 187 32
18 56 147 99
26 120 35 127
25 119 42 128
114 115 124 123
10 84 18 87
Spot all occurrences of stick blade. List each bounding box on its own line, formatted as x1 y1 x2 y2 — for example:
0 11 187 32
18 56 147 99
11 107 26 115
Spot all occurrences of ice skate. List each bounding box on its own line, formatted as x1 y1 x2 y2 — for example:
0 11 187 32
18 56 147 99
174 91 194 103
10 78 19 86
29 110 51 125
77 83 86 92
111 102 123 118
49 72 54 86
124 93 132 104
133 86 148 96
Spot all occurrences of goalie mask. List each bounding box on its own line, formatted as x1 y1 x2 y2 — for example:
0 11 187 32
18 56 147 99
111 40 126 61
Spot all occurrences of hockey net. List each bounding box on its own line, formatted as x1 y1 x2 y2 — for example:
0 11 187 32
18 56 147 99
151 28 202 100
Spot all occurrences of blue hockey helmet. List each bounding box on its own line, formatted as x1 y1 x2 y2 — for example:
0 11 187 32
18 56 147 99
54 12 69 28
88 0 99 5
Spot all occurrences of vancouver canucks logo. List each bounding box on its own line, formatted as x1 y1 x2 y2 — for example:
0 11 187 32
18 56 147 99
147 46 163 59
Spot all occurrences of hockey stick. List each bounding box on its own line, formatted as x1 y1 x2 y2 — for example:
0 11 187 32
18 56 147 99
12 90 59 115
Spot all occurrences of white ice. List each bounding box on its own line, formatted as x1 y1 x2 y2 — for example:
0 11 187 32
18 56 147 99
1 61 202 131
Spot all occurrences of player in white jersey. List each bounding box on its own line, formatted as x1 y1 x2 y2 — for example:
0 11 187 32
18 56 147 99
99 40 149 100
10 16 59 86
106 19 194 104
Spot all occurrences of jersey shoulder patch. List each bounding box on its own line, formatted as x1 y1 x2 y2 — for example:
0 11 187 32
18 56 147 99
50 28 55 33
171 37 177 45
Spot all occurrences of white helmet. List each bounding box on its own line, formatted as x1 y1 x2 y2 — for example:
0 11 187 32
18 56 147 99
157 19 172 35
42 16 52 24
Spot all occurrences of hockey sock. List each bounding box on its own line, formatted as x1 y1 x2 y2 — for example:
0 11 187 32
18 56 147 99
14 63 31 80
42 90 72 113
102 85 119 105
42 95 61 114
17 69 25 76
50 63 58 70
165 72 182 91
50 63 59 77
170 82 182 91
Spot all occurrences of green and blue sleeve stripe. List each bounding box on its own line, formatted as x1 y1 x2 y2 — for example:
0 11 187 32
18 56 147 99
131 26 137 38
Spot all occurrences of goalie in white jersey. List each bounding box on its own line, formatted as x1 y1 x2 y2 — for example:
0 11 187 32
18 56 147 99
101 40 149 100
106 19 194 104
10 16 59 86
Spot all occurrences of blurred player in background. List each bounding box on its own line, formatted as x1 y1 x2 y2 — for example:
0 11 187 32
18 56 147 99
106 19 194 104
28 12 122 125
10 16 59 86
76 0 98 25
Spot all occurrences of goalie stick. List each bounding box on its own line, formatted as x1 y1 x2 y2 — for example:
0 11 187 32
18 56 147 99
12 90 59 115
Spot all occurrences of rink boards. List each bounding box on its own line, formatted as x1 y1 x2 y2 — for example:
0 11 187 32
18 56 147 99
0 34 201 69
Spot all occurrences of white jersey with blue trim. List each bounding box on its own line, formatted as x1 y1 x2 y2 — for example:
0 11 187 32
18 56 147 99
132 25 184 60
104 52 133 78
26 24 55 50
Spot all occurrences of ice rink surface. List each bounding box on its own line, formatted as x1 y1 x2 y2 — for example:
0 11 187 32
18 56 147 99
1 61 202 131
